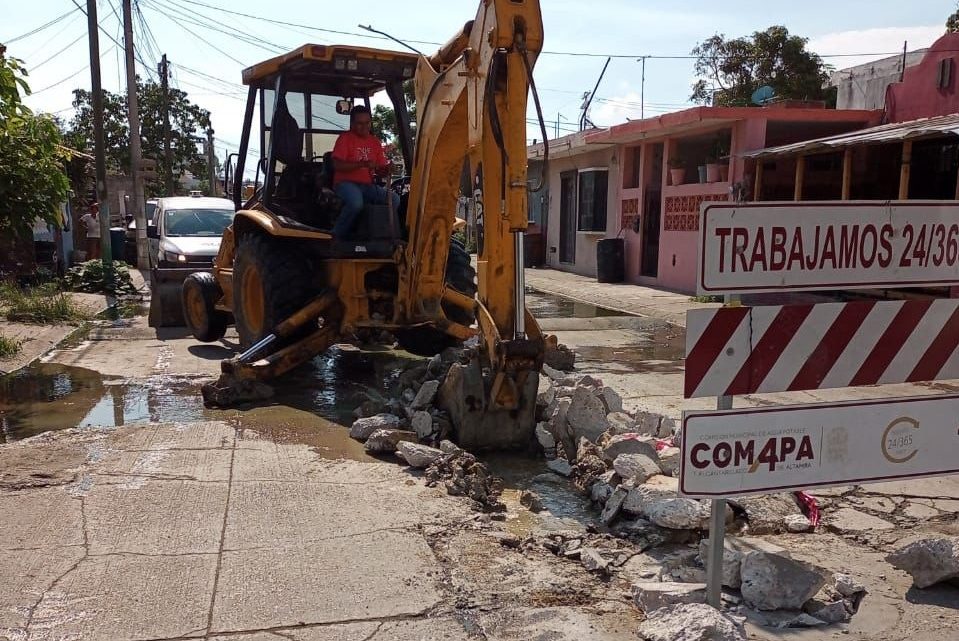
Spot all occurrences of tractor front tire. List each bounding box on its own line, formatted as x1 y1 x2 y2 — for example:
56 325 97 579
233 233 315 349
182 272 229 342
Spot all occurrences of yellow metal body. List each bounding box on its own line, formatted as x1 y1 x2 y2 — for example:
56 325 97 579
210 0 546 403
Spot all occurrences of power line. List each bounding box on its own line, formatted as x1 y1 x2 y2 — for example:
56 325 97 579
3 7 79 44
144 0 287 56
31 44 118 94
141 1 248 66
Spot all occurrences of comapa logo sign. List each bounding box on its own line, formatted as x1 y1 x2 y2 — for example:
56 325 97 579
689 435 816 473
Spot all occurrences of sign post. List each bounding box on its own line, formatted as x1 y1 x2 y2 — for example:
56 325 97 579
688 200 959 608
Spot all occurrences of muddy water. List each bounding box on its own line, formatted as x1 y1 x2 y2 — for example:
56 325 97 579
526 291 625 319
0 346 415 455
487 454 597 536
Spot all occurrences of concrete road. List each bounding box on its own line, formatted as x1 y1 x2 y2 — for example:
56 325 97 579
3 293 959 641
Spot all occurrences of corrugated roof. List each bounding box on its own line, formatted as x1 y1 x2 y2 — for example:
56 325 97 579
744 113 959 159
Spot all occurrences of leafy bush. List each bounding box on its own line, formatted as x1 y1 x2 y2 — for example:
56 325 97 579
64 260 139 297
0 334 20 359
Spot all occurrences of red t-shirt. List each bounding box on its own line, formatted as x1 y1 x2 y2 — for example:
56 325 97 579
331 131 388 186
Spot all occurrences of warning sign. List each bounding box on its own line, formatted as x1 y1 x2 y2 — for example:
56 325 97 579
698 201 959 294
679 394 959 497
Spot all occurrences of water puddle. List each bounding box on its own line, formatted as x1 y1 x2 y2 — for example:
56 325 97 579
526 291 626 319
486 454 597 537
0 346 420 457
573 325 686 375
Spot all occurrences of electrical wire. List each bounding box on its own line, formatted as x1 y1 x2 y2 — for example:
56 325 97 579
31 44 118 94
144 0 287 56
3 7 79 44
139 1 247 66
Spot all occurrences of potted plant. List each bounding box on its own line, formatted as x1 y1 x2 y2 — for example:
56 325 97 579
668 156 686 186
705 155 721 183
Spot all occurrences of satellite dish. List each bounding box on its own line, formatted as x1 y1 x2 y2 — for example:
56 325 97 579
751 85 776 105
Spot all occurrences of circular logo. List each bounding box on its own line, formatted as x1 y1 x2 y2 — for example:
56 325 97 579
881 416 919 464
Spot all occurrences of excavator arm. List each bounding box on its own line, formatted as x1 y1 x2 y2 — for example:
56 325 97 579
400 0 546 409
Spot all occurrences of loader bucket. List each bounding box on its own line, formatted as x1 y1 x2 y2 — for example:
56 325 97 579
148 276 186 328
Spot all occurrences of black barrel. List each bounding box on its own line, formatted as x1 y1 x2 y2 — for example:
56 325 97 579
596 237 625 283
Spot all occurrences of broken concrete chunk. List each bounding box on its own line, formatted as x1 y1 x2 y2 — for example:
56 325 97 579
349 413 403 440
613 453 661 484
566 386 610 444
607 411 637 435
546 458 573 477
396 442 444 468
740 551 829 610
401 388 416 404
632 582 707 612
411 411 434 439
741 609 826 629
730 493 804 535
439 439 460 454
644 498 710 530
833 573 867 599
803 599 851 624
579 547 609 573
600 486 628 524
637 603 746 641
622 475 679 514
364 429 418 454
576 374 603 388
657 447 681 477
410 379 440 410
537 376 556 408
602 433 658 462
590 471 616 504
698 537 788 589
784 513 814 533
520 489 543 513
886 536 959 588
635 412 662 437
658 416 677 437
535 422 556 453
599 386 623 413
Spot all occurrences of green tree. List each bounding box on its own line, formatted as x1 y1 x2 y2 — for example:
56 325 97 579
64 80 211 196
690 26 834 107
948 4 959 32
370 81 417 143
0 46 70 242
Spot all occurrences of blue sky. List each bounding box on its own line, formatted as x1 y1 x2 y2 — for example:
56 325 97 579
3 0 953 167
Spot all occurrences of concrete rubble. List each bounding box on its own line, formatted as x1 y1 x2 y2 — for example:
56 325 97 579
637 603 747 641
345 342 876 632
887 536 959 588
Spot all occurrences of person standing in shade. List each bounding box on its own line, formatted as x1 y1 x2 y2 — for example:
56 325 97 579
80 203 101 260
330 105 399 240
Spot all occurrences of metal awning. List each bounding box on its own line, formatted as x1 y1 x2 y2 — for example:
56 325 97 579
744 113 959 159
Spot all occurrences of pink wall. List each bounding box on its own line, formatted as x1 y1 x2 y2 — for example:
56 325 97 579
886 33 959 123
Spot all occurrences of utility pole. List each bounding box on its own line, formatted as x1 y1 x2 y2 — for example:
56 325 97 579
638 56 648 121
122 0 148 269
206 127 216 196
86 0 112 267
159 54 174 194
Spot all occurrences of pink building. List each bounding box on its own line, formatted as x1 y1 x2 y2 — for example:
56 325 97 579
529 106 878 293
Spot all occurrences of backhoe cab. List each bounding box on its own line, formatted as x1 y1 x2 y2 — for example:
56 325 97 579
187 0 549 449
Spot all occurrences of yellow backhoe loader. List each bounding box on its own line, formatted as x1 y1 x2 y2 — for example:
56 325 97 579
184 0 552 448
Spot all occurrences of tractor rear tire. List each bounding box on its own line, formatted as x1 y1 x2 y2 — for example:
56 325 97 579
396 240 477 356
182 272 229 343
233 233 315 349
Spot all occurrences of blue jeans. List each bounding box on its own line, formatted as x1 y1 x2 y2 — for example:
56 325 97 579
332 181 400 239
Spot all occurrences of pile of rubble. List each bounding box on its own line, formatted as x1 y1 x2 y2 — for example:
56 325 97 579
532 364 814 535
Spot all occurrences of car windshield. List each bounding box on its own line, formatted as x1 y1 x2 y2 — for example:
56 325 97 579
164 208 234 237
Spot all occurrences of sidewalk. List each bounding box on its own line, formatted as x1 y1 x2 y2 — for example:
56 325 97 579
525 267 719 327
0 268 149 375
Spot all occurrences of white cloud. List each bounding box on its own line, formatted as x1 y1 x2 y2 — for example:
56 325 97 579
809 25 944 70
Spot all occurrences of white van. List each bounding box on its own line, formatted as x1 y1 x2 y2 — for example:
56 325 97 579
148 195 236 326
